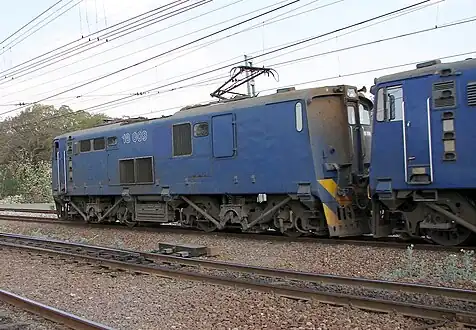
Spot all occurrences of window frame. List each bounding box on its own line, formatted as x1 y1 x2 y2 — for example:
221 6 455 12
193 122 209 137
172 122 193 157
93 137 106 151
107 136 118 146
79 139 91 153
375 85 404 123
118 156 155 185
134 156 155 184
118 158 135 185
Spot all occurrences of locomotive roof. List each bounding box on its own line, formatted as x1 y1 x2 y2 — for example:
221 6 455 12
55 84 355 139
375 57 476 85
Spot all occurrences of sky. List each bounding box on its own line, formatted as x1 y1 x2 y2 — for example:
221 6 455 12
0 0 474 120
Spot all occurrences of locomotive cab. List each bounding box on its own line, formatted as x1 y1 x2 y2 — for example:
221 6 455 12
370 58 476 246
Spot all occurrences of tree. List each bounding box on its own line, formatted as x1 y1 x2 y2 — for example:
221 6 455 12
0 104 110 202
0 104 109 165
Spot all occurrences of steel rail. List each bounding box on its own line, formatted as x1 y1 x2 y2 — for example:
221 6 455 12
2 232 476 302
0 289 114 330
0 212 468 252
1 238 476 326
5 232 476 313
0 207 56 214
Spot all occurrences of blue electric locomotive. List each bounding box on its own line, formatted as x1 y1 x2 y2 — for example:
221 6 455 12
370 58 476 246
52 85 373 238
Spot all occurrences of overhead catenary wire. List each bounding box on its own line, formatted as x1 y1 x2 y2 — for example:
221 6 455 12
8 48 474 131
78 0 435 108
0 0 84 55
1 0 301 102
74 12 474 112
2 0 321 100
0 0 188 77
0 0 205 82
44 0 339 105
0 0 446 112
0 0 302 116
0 0 65 46
57 0 432 114
0 0 250 97
0 0 442 124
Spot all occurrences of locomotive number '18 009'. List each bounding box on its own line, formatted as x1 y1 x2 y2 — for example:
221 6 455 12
122 130 148 144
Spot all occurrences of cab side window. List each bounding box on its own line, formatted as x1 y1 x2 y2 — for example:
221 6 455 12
376 86 403 122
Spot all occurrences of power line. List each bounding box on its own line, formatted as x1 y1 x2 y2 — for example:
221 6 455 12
1 0 294 101
0 0 249 97
71 14 476 114
270 16 476 68
48 0 337 105
0 0 83 54
119 49 476 118
0 0 302 116
2 0 441 111
0 0 203 82
0 0 187 77
0 0 64 46
6 48 476 130
69 0 432 113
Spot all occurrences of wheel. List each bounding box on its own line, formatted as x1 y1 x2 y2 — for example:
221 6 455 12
196 219 218 233
182 197 221 233
283 229 303 238
423 194 475 246
426 226 472 246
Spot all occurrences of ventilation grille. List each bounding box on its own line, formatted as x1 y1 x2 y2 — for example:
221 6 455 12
173 123 192 156
135 157 154 184
119 159 134 184
468 82 476 106
432 81 456 109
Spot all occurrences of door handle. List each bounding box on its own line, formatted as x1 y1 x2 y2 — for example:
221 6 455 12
408 156 416 161
406 121 411 127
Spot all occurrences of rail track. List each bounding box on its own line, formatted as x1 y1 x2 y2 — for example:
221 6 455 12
0 288 113 329
1 232 476 326
0 208 473 252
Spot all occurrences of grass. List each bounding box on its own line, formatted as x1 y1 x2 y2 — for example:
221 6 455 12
385 244 476 283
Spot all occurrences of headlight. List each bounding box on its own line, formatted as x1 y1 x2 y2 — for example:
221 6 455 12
347 88 357 98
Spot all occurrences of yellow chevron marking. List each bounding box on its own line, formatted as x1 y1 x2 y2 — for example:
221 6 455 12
318 178 352 206
322 203 341 227
318 179 337 198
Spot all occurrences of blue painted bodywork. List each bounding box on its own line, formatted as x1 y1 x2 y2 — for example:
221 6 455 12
370 59 476 192
52 89 347 205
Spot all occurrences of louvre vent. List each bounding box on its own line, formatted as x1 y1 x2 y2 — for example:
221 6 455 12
119 159 135 184
432 80 456 109
173 123 192 156
468 82 476 106
135 157 154 184
433 81 455 90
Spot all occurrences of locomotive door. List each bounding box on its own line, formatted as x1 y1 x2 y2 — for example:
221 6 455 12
54 139 66 194
401 81 433 185
211 113 236 158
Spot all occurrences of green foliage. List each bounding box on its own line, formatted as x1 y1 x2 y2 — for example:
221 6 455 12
384 245 476 283
0 104 109 202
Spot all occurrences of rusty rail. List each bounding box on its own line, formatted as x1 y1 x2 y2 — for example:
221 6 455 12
2 232 476 302
0 211 471 252
0 289 114 329
1 233 476 326
0 207 56 214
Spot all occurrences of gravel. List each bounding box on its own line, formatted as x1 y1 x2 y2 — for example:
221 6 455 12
0 217 475 290
0 300 67 330
5 233 474 315
0 247 455 330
